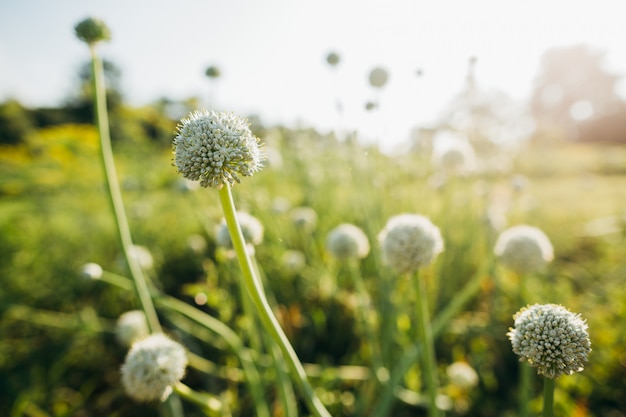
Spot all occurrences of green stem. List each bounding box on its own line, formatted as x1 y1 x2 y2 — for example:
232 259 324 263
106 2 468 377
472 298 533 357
174 382 222 415
348 259 384 374
346 259 385 415
519 362 532 417
371 261 489 417
89 45 161 334
542 377 555 417
218 185 330 417
412 271 441 417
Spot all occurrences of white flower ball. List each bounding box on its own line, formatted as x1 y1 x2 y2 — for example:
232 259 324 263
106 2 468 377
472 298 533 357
494 225 554 274
326 223 370 260
378 214 444 274
121 333 188 402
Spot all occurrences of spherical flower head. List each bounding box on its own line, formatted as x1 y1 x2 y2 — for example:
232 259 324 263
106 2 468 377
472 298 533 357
378 214 444 274
369 67 389 88
215 211 264 249
173 110 265 189
121 333 188 402
326 223 370 260
494 225 554 274
205 65 221 79
446 361 479 389
507 304 591 379
80 262 103 280
74 17 111 45
115 310 149 347
326 51 341 66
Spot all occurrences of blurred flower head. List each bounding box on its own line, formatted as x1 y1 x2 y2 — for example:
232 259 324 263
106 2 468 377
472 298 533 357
173 110 265 189
378 214 444 274
215 211 264 249
129 245 154 270
205 65 221 79
326 51 341 66
326 223 370 260
446 361 479 389
74 17 111 45
186 234 208 254
290 206 318 232
369 67 389 88
121 333 188 402
431 131 476 175
494 225 554 274
80 262 103 280
281 250 307 273
115 310 149 347
507 304 591 379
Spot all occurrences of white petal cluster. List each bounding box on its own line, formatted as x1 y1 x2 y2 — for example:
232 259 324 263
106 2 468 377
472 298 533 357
215 211 264 248
507 304 591 379
173 110 265 188
494 225 554 274
121 333 188 402
115 310 149 347
326 223 370 260
378 214 444 274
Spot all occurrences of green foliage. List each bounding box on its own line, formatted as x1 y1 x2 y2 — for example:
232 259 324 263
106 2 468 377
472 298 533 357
1 123 625 416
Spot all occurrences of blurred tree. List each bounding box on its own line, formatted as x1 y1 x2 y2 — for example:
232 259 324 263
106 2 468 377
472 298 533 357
530 44 624 139
65 58 125 125
0 99 33 145
427 57 534 158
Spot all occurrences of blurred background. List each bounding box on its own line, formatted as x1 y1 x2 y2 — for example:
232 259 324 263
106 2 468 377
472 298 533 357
1 1 625 417
1 0 626 151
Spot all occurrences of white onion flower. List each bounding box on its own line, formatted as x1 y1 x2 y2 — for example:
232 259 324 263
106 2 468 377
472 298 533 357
115 310 149 347
446 361 479 389
121 333 188 402
494 225 554 274
378 214 444 274
173 110 265 189
326 223 370 260
507 304 591 379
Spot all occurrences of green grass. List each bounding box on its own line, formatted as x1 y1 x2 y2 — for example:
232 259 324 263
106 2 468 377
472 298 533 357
0 124 625 416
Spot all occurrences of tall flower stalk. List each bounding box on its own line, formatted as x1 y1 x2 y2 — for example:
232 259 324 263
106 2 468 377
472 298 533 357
378 214 444 417
495 225 555 417
75 18 161 335
173 109 331 417
75 17 186 416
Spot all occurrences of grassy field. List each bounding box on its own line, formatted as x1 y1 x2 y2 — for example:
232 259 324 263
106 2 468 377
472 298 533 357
1 122 625 416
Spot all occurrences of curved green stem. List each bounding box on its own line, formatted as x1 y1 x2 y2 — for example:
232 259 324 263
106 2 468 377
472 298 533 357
174 382 222 415
542 377 555 417
412 270 441 417
89 45 161 334
218 185 330 417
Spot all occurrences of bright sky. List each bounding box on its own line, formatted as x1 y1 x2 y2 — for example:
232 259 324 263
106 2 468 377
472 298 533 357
1 0 625 150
